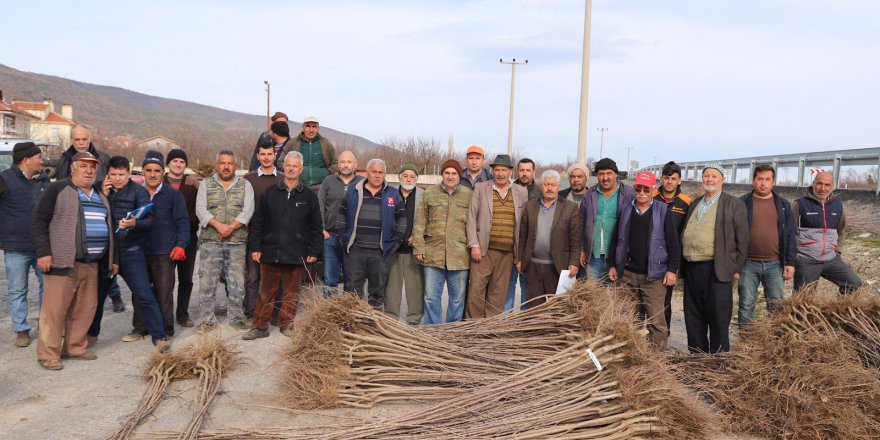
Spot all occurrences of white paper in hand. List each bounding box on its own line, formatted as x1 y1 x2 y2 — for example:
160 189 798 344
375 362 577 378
555 270 576 294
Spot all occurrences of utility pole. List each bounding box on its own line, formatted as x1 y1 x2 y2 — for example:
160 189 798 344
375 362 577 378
576 0 593 166
500 58 527 156
264 80 271 129
596 127 608 159
624 146 633 175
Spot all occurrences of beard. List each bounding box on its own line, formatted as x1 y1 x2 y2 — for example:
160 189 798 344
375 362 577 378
401 183 416 191
340 168 354 176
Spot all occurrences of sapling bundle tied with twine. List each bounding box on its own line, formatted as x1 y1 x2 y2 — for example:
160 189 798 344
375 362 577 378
109 333 240 440
672 287 880 440
240 280 715 440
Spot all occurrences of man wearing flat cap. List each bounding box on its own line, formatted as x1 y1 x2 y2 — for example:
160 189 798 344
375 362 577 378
249 112 289 171
0 142 50 348
283 115 338 189
680 163 749 354
466 154 527 319
385 164 425 324
579 158 634 281
413 159 472 324
32 151 117 370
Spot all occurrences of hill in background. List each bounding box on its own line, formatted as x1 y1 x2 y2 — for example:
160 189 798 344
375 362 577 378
0 63 381 164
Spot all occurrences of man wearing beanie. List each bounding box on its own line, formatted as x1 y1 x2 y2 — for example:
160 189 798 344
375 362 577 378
385 164 425 324
248 112 289 171
243 138 284 319
164 148 201 327
578 158 634 281
413 159 472 324
56 125 110 181
122 150 190 342
0 142 50 347
283 116 338 189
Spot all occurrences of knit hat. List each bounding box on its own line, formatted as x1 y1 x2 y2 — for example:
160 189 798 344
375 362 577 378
271 120 290 138
271 111 288 122
398 164 419 176
142 150 165 168
593 158 618 174
566 163 589 178
440 159 464 177
702 163 725 177
166 149 188 165
13 142 41 162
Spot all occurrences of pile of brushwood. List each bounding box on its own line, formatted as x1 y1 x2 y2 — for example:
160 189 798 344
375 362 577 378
673 287 880 440
110 333 239 440
197 280 714 439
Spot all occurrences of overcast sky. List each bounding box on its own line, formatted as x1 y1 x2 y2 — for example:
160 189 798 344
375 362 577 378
5 0 879 167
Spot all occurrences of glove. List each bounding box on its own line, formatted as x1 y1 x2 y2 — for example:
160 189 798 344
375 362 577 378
169 246 187 262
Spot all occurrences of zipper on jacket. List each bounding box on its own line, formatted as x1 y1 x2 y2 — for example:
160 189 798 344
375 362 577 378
820 201 827 263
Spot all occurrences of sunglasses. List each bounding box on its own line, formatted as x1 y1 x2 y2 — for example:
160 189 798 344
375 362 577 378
634 185 653 194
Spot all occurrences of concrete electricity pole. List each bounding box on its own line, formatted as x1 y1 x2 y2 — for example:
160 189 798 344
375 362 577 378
624 145 633 175
576 0 593 166
501 58 528 156
596 127 608 159
264 80 271 129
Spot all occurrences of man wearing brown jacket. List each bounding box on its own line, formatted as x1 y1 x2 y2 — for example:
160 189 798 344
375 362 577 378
516 170 581 307
465 154 527 319
681 164 749 354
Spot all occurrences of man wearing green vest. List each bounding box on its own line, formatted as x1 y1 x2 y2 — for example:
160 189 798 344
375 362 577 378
282 116 338 189
195 150 255 331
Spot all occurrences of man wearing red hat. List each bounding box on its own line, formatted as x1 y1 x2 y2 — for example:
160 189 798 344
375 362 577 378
608 171 681 350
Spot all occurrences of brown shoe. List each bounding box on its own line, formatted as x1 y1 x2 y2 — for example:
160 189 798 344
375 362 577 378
177 316 194 327
65 351 98 361
39 359 63 370
14 331 30 348
86 335 98 349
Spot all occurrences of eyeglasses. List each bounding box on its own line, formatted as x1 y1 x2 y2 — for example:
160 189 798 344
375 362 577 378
634 185 652 194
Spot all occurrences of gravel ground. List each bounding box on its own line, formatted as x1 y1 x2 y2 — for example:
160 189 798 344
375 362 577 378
0 231 876 439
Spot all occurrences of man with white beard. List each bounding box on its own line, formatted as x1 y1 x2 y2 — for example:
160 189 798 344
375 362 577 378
318 150 364 296
384 165 424 324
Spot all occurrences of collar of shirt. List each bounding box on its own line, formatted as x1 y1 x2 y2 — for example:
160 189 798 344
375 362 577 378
258 167 278 177
492 183 510 199
541 198 557 212
632 198 654 215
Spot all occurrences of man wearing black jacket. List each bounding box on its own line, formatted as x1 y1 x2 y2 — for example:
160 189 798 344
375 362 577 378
243 151 322 339
737 165 796 326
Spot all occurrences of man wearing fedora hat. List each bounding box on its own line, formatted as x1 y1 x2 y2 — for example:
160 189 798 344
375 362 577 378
0 142 50 347
465 154 527 319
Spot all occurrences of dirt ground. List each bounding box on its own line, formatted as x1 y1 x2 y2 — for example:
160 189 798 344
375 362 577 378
0 236 877 439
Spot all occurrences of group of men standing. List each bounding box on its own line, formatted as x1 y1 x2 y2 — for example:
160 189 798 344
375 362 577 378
0 118 867 369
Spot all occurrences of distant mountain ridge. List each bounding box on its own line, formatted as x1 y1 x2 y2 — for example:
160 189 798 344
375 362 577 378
0 63 381 154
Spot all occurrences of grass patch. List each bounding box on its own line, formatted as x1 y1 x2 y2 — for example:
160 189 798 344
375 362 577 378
852 233 880 249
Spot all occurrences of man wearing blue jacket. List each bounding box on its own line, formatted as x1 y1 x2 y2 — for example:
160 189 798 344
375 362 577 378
0 142 50 348
124 150 189 341
89 156 168 349
579 158 635 281
337 159 406 310
737 165 797 327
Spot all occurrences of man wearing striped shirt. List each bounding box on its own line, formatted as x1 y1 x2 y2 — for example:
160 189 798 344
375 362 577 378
337 159 406 310
31 152 117 370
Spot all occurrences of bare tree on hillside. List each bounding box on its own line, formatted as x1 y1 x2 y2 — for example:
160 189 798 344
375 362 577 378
380 136 445 174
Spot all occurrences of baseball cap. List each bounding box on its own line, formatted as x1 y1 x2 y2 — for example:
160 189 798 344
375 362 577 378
466 145 485 157
303 115 319 124
634 171 657 188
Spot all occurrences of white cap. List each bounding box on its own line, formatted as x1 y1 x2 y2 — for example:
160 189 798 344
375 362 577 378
303 115 319 124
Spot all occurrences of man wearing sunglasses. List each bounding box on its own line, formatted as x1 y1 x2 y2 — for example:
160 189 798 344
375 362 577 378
608 172 680 350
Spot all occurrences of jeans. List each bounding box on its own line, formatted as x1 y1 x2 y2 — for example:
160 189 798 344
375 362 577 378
323 234 344 296
586 256 610 282
107 277 121 300
4 250 44 332
503 267 527 312
423 267 468 325
737 260 785 327
90 247 166 342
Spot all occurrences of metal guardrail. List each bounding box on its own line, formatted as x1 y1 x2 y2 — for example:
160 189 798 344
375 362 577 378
637 147 880 195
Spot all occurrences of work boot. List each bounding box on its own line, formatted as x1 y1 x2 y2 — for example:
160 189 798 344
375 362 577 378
64 351 97 361
177 316 194 328
121 330 147 342
39 359 63 370
14 331 30 348
242 328 270 340
111 296 126 312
